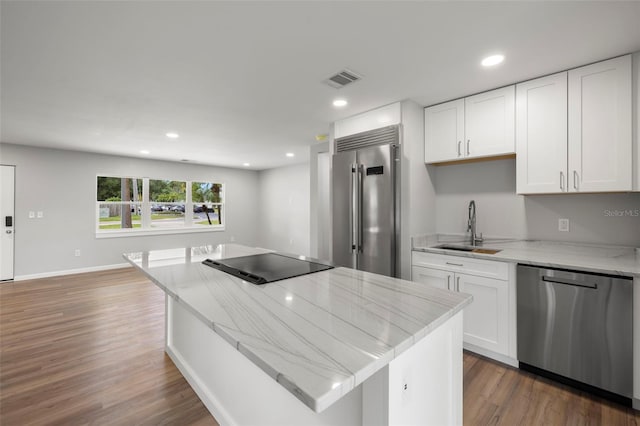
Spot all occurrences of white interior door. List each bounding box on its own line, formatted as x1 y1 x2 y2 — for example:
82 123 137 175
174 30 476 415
0 165 15 281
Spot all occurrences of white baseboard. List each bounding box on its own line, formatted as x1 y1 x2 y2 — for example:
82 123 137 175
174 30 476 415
463 342 519 368
13 263 132 281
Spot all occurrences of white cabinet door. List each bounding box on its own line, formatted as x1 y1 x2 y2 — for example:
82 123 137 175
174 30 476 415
516 72 568 194
568 55 632 192
464 86 515 158
424 99 464 163
457 273 509 355
411 266 452 291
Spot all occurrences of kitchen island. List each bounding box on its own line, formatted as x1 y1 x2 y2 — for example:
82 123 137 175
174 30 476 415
124 244 472 426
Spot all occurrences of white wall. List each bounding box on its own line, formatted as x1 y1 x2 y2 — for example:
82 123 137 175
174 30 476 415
0 143 260 278
434 158 640 246
257 163 311 257
309 142 331 261
399 100 437 279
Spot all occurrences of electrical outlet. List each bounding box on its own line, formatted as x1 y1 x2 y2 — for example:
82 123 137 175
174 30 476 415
29 211 35 218
558 218 569 232
75 249 81 257
37 211 43 218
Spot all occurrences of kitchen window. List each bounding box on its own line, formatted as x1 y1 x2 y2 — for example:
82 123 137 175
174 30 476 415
96 176 225 237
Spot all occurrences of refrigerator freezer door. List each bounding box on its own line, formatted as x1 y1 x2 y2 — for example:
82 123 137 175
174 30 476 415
357 144 396 276
332 150 357 269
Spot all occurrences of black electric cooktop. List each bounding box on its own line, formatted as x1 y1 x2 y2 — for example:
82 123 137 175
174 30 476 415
202 253 334 285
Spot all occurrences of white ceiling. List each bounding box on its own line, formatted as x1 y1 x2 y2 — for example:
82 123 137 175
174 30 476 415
2 1 640 170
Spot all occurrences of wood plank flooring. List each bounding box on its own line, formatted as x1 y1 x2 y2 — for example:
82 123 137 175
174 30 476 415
464 348 640 425
0 268 217 426
1 267 638 425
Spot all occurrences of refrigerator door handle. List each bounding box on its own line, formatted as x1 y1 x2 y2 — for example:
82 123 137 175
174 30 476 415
351 164 358 253
358 164 364 253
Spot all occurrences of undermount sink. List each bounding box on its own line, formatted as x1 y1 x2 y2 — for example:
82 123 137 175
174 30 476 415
433 244 502 255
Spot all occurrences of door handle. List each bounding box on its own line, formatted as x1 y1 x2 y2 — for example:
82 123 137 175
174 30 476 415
446 261 464 267
457 141 462 157
560 171 564 191
456 276 461 292
573 170 579 190
351 164 358 253
466 140 470 156
446 275 451 290
357 164 364 253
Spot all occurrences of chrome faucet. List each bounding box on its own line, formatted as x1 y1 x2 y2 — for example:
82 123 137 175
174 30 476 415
468 200 483 246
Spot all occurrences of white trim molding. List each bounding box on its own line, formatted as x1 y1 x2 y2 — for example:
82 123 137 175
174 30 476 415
13 263 132 282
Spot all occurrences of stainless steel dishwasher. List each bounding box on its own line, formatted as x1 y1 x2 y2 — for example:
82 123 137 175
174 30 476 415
517 264 633 404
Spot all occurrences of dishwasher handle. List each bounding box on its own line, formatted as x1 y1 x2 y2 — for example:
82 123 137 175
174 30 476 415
542 275 598 289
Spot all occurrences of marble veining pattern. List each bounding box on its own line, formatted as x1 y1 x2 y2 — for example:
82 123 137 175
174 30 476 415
413 235 640 276
123 244 471 412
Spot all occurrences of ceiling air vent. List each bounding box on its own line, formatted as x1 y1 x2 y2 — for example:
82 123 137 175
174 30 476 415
324 69 362 89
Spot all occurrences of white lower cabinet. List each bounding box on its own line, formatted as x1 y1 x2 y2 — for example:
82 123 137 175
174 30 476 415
412 251 516 364
457 273 509 355
411 265 451 291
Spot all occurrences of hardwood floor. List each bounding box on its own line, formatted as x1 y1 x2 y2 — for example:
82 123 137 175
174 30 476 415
0 268 217 426
464 352 640 425
1 268 638 425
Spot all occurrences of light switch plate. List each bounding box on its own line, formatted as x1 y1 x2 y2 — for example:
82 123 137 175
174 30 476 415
558 218 569 232
29 211 35 219
37 211 43 218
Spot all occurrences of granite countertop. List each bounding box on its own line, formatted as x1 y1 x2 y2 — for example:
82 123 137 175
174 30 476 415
123 244 472 413
412 235 640 277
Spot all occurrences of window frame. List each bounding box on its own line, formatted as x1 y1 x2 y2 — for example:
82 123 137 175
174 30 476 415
96 175 225 238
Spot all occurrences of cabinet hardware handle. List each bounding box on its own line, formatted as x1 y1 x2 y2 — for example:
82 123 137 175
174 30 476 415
446 261 463 267
447 275 451 290
456 276 461 292
573 170 579 190
560 171 564 191
457 141 461 157
466 140 470 155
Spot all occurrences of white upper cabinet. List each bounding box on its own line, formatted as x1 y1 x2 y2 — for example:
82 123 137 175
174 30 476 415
424 99 464 163
464 86 516 159
516 72 568 194
424 86 515 164
568 55 632 192
516 55 632 194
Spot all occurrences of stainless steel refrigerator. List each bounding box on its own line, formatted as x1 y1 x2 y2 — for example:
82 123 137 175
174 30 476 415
332 125 400 277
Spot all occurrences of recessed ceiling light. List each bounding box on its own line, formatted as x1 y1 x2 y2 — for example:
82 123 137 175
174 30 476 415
286 153 295 158
333 99 348 107
481 54 505 67
243 163 250 167
166 132 179 139
140 150 150 155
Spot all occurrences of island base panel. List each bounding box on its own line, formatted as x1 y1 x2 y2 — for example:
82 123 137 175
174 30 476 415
363 311 463 426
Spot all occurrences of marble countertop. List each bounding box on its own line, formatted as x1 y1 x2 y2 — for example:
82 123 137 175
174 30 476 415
123 244 472 413
412 235 640 277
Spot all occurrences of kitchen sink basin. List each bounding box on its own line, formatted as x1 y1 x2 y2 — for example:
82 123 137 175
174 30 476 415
433 244 502 255
434 244 474 252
